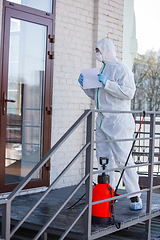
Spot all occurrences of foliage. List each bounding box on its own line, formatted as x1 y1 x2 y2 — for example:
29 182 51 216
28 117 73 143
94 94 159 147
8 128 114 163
131 50 160 111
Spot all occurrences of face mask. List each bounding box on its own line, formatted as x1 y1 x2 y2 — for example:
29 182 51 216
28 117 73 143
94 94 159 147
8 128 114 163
95 52 103 62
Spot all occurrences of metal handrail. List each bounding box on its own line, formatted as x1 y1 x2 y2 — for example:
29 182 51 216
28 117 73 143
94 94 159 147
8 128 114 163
10 144 90 238
8 109 91 201
1 109 91 239
33 174 90 240
0 110 160 240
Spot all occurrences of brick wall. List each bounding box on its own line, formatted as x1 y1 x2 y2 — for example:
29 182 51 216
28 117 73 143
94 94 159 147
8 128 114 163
51 0 124 188
0 0 124 190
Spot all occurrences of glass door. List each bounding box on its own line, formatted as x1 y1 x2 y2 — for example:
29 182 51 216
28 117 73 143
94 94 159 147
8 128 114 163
0 7 53 192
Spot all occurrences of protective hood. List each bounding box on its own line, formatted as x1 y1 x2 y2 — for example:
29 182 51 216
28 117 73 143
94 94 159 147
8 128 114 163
96 38 117 63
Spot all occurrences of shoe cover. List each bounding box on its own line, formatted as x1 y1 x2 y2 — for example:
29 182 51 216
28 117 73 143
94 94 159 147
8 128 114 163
130 197 142 210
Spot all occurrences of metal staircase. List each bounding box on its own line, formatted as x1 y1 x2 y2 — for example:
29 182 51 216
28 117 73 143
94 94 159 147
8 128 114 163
0 109 160 240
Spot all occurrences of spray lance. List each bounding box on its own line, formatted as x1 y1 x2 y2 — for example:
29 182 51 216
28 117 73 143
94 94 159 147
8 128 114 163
114 111 146 196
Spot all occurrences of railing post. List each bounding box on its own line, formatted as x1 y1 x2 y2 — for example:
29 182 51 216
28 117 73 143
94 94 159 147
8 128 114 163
2 201 11 240
145 113 155 240
84 110 94 240
41 232 47 240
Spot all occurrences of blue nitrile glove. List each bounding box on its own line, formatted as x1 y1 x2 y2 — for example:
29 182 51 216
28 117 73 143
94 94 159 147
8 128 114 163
98 74 107 86
78 73 83 87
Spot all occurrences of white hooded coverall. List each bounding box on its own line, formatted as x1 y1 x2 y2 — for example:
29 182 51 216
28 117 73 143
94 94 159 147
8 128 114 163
84 39 140 198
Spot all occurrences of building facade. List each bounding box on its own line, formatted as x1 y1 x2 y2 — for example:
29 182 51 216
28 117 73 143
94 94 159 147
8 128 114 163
0 0 124 195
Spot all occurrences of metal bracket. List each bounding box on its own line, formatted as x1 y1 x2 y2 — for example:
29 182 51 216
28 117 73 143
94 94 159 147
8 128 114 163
45 162 50 171
48 34 55 43
46 106 52 115
48 51 54 59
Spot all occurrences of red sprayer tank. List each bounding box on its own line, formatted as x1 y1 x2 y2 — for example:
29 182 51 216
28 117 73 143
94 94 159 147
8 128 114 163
92 157 115 225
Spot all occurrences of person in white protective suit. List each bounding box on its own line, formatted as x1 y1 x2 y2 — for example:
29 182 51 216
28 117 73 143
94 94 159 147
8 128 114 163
78 38 142 211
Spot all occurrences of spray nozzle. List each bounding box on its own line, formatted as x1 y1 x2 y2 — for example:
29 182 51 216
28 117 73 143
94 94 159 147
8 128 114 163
98 157 110 184
100 157 109 170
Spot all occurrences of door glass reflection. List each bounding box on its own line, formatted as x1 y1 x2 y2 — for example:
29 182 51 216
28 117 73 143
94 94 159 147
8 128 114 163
6 0 53 13
5 18 47 184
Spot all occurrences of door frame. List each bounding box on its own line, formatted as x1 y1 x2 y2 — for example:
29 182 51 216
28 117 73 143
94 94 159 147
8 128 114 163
0 1 55 193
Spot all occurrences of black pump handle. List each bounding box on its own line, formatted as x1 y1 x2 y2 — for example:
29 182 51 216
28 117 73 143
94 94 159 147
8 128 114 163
100 157 109 167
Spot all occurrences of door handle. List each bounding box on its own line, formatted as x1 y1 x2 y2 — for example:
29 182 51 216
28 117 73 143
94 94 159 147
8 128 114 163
3 91 16 115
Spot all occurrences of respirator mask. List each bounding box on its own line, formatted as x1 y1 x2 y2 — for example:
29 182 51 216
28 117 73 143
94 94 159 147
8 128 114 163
95 52 103 62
